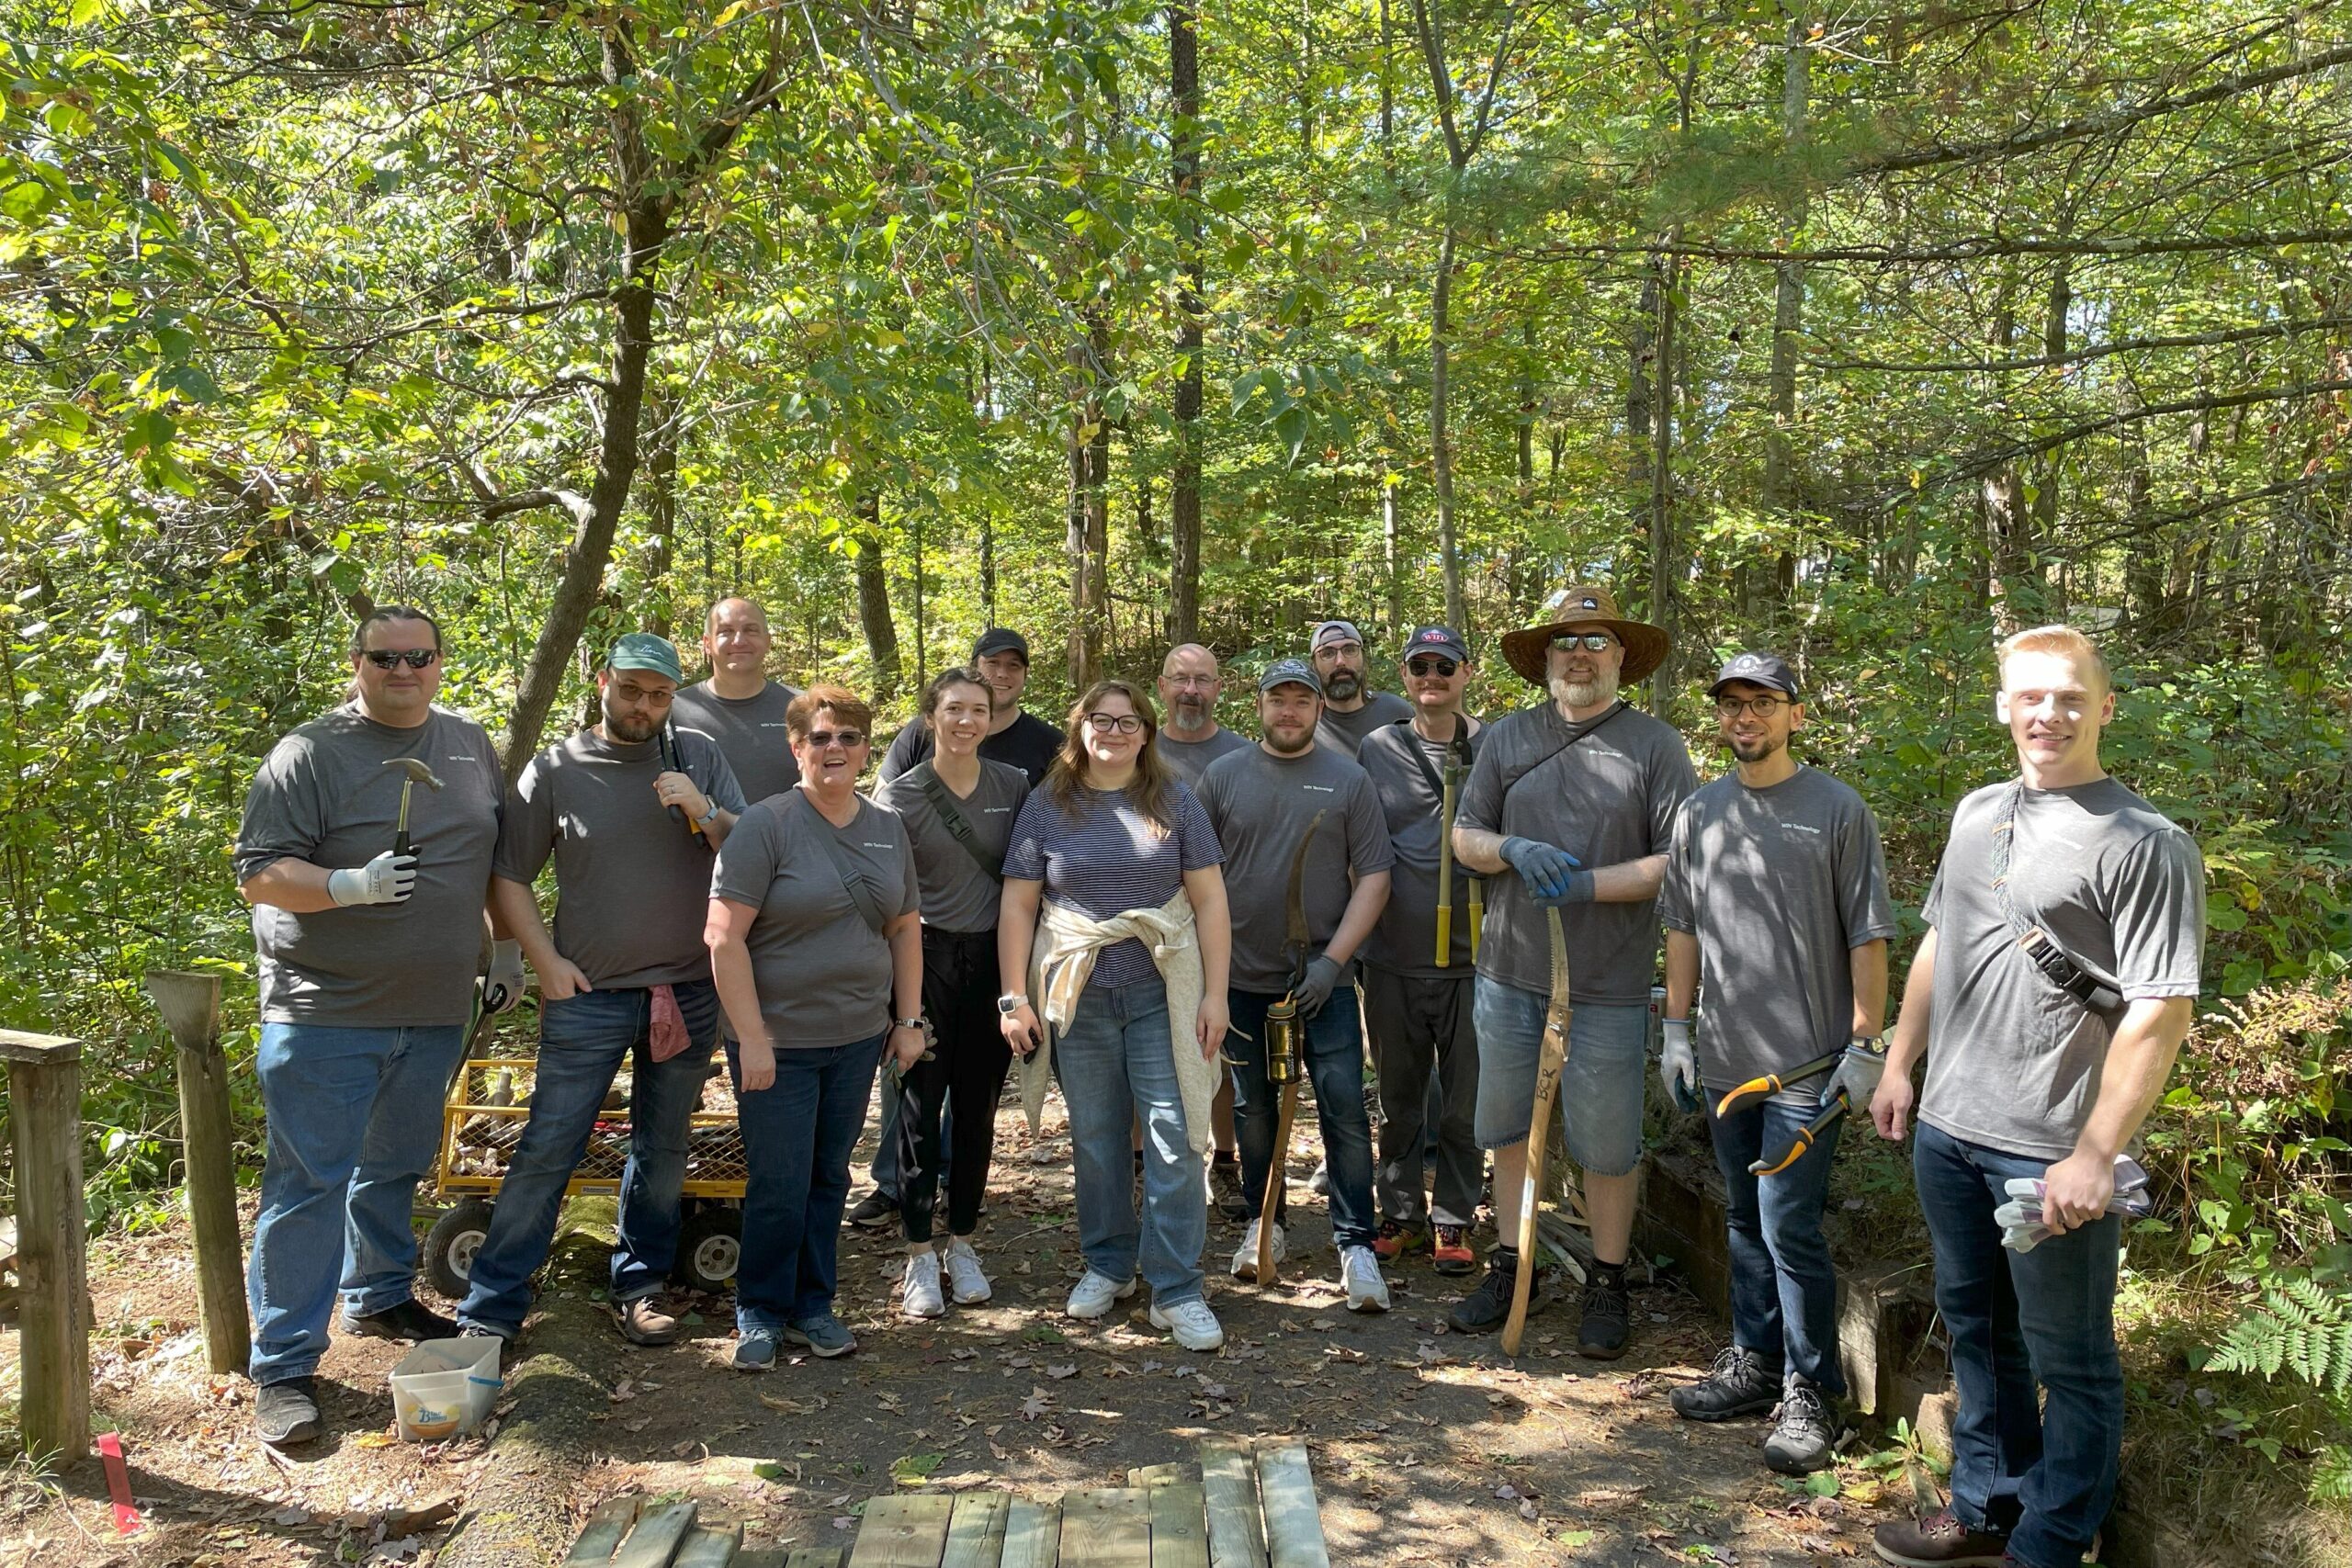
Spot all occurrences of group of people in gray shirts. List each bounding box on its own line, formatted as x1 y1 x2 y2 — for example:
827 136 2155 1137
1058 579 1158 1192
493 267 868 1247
235 582 2202 1568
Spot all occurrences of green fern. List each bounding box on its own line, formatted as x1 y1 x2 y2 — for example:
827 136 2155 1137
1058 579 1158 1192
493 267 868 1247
2207 1276 2352 1394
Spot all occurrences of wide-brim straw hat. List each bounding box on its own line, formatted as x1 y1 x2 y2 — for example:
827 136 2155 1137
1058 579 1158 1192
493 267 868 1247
1499 583 1671 687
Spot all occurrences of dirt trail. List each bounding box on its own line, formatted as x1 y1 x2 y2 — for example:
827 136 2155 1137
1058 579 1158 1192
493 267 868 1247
4 1092 1898 1567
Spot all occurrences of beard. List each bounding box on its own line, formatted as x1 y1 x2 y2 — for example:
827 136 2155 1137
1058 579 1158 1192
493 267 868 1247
1322 669 1361 702
1548 667 1620 709
1728 732 1783 765
1262 725 1315 755
604 705 660 744
1168 695 1214 735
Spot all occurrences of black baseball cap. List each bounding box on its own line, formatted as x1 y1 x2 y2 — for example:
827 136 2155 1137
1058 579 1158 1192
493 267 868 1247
1258 658 1324 695
1400 626 1471 664
1708 650 1799 699
971 627 1030 664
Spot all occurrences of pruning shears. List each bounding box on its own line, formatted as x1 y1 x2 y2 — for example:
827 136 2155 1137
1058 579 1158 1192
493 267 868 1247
1715 1048 1849 1178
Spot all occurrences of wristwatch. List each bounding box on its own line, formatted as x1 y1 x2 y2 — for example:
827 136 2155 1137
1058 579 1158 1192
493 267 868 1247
894 1016 924 1032
997 993 1028 1015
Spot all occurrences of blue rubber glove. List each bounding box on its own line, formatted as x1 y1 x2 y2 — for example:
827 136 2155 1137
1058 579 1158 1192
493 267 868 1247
1500 837 1591 906
1293 955 1344 1021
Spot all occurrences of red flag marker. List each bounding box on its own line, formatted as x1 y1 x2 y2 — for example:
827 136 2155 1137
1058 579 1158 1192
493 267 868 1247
96 1433 143 1533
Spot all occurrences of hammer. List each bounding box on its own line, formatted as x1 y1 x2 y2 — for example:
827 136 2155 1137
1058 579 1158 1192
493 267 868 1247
383 757 445 857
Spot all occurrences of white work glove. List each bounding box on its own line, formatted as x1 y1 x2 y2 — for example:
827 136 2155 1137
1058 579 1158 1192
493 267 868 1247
327 850 417 906
482 939 526 1014
1823 1038 1887 1111
1659 1018 1699 1111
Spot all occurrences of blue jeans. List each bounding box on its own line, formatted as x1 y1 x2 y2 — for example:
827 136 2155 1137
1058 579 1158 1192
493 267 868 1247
1226 987 1377 1251
730 1034 882 1330
458 982 719 1334
1916 1121 2123 1568
247 1021 468 1384
1052 976 1207 1305
1704 1084 1845 1394
1471 980 1647 1177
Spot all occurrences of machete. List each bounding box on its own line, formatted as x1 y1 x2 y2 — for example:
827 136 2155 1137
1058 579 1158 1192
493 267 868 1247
1255 808 1328 1287
1502 906 1571 1356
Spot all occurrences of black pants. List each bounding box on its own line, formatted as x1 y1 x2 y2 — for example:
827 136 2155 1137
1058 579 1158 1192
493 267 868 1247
899 926 1012 1242
1362 964 1482 1227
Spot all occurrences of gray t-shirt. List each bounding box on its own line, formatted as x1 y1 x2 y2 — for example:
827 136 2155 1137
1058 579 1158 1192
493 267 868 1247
1314 691 1415 759
1196 743 1395 993
1658 766 1898 1089
1159 726 1251 790
1001 782 1225 988
711 791 921 1049
494 728 746 990
1455 700 1697 1006
1357 717 1485 979
670 679 802 804
1918 778 2206 1160
875 759 1029 933
235 705 504 1027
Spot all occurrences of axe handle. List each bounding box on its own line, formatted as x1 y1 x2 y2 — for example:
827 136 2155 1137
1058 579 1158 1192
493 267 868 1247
1258 1084 1297 1284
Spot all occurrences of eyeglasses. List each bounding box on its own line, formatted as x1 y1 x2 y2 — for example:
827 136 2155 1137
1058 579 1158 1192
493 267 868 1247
1165 675 1218 689
805 729 865 749
1085 713 1145 735
361 649 440 670
1406 657 1459 678
1551 634 1617 653
1713 695 1792 718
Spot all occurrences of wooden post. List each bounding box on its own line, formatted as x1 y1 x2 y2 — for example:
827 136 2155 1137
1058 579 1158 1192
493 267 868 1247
142 970 249 1374
1 1029 91 1463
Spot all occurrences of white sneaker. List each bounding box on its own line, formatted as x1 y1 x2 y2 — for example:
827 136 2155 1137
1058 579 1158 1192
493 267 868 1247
944 1237 991 1304
1148 1297 1226 1352
901 1251 946 1318
1230 1219 1285 1281
1066 1269 1138 1319
1340 1245 1391 1314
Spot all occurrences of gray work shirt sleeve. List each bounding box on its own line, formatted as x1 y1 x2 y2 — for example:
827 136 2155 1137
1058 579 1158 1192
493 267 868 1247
492 754 559 886
1837 797 1900 948
2111 828 2207 998
1657 796 1697 936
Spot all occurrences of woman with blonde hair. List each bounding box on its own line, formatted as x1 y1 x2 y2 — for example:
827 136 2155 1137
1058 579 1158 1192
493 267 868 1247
999 680 1234 1350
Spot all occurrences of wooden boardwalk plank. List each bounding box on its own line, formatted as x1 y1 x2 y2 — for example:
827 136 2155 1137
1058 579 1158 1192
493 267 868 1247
1055 1489 1150 1568
612 1502 701 1568
1195 1438 1267 1568
568 1496 646 1564
848 1495 956 1568
1147 1483 1208 1568
674 1525 744 1568
941 1495 1011 1568
999 1499 1061 1568
1252 1443 1329 1568
779 1551 842 1568
1125 1464 1187 1489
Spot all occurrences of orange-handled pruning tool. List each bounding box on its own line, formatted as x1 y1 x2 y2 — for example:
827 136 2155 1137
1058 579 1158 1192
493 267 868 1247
1715 1048 1849 1178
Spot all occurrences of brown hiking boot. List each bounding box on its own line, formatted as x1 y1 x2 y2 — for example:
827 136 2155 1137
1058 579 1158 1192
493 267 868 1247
614 1294 682 1346
1872 1510 2009 1567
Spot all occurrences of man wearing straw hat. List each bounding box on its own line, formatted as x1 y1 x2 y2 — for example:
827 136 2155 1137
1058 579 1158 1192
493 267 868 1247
1448 585 1695 1358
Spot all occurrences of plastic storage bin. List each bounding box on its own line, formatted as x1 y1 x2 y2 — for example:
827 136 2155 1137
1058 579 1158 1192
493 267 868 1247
389 1336 503 1441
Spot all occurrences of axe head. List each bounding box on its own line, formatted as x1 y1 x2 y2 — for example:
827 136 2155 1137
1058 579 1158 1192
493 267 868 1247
384 757 446 791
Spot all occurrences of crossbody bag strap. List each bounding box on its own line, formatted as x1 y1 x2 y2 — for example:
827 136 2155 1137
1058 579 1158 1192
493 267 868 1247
1498 701 1623 804
914 762 1003 883
1989 780 2124 1017
799 792 889 935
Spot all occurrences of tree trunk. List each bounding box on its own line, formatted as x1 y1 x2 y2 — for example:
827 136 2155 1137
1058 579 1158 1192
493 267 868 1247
1430 224 1464 628
2028 256 2072 619
853 491 902 699
641 392 679 639
1647 251 1679 716
1169 1 1204 645
1980 268 2041 631
1758 8 1809 623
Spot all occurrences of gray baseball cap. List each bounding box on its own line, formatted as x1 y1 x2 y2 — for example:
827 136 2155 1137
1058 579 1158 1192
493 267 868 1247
1310 619 1364 654
1258 658 1324 695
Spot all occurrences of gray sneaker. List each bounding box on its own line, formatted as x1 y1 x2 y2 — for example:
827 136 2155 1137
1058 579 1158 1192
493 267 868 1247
784 1313 856 1359
732 1327 780 1372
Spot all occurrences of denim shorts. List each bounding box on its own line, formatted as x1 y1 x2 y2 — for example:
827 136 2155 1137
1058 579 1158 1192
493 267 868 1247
1472 976 1647 1177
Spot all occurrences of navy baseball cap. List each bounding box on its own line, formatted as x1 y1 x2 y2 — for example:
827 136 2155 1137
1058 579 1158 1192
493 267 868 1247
1708 650 1799 699
1400 626 1471 664
1258 658 1324 695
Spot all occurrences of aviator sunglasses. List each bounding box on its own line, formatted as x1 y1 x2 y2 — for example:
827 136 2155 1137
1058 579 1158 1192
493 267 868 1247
361 649 440 670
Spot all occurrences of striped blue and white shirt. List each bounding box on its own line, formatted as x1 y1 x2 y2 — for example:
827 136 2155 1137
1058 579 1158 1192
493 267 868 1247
1001 781 1224 987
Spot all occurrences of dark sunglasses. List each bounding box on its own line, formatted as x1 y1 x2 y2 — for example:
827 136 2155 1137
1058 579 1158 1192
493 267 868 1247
806 729 866 749
1551 633 1617 653
1406 657 1459 678
361 649 440 670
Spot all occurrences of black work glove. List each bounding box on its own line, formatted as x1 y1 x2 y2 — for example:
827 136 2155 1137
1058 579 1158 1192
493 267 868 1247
1293 955 1345 1021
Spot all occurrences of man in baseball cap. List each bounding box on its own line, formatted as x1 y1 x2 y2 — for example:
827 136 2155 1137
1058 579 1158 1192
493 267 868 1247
876 626 1066 790
1449 584 1696 1356
1309 619 1413 759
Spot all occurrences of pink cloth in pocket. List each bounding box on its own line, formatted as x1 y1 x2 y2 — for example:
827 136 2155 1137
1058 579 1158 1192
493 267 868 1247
650 984 692 1062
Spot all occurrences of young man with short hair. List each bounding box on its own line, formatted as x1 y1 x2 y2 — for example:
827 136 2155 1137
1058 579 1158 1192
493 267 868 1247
877 627 1065 785
671 596 802 803
1660 651 1895 1473
1871 626 2204 1568
1308 619 1413 758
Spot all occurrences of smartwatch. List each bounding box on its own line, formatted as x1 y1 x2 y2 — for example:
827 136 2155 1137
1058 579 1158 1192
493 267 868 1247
997 993 1028 1015
894 1017 924 1032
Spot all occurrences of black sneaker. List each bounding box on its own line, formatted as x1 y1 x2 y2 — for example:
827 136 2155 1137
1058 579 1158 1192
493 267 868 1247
1668 1346 1781 1421
1577 1275 1632 1359
1447 1251 1543 1333
254 1376 322 1446
1762 1380 1853 1474
343 1299 458 1342
845 1189 898 1228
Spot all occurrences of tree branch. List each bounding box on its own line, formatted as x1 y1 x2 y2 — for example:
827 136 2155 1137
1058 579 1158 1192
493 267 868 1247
1502 227 2352 265
1808 314 2352 374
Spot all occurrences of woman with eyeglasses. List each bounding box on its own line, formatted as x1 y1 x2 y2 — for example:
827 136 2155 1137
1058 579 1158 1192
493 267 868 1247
874 668 1031 1316
707 685 923 1369
999 681 1233 1352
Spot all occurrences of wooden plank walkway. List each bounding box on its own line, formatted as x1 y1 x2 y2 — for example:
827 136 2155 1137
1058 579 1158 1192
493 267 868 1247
564 1437 1325 1568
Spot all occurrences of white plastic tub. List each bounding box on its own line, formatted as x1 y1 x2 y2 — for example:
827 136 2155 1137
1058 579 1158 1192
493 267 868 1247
389 1336 503 1441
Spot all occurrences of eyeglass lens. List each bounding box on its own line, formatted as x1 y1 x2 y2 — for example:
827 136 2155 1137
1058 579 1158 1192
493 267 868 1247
1552 634 1615 652
363 649 439 670
1406 658 1458 677
807 729 865 748
1086 713 1143 734
1714 696 1789 717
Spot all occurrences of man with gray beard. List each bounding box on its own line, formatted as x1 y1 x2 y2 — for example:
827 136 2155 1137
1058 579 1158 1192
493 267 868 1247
1450 585 1695 1357
1156 642 1250 790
